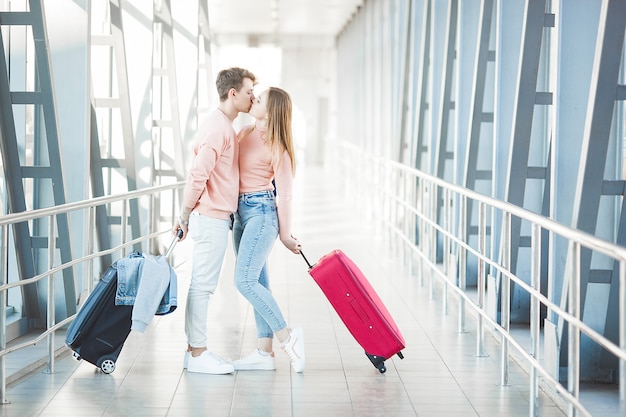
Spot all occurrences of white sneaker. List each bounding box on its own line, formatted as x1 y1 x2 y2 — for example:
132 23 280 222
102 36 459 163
187 351 234 374
233 349 276 371
281 327 305 373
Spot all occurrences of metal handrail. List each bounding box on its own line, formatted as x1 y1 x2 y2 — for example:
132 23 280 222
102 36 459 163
0 181 185 403
0 229 168 293
0 182 184 227
338 142 626 417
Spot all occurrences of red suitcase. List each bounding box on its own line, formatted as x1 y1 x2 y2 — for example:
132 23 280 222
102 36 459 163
301 249 405 373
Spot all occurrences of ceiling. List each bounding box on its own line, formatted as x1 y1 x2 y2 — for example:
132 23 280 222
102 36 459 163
207 0 363 37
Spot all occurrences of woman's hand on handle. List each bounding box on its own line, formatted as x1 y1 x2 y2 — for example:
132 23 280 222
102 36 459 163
281 234 302 254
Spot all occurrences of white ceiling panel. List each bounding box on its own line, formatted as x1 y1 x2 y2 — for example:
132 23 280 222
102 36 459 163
207 0 362 36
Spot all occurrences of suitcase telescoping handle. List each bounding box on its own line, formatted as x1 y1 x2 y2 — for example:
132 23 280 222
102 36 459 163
292 234 314 269
299 250 314 270
166 228 184 257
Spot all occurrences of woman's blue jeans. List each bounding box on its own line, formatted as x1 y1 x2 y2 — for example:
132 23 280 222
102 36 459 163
233 190 287 339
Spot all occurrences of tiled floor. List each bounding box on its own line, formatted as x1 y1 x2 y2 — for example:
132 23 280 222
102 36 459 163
1 165 623 416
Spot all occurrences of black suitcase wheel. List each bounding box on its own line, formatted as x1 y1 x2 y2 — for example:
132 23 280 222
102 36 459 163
99 358 116 374
365 352 387 373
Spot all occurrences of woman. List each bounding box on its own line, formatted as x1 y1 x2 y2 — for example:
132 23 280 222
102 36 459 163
232 87 305 373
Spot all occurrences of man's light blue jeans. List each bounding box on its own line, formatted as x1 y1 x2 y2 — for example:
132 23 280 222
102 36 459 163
185 213 230 348
233 190 287 339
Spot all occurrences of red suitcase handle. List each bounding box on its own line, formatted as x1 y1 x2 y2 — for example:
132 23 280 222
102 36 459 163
299 250 314 270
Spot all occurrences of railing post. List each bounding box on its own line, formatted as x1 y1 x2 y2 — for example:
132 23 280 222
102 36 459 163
568 241 581 417
171 187 177 223
0 225 9 404
419 179 426 287
392 167 401 256
359 154 365 219
476 201 487 357
390 163 396 251
392 168 399 257
408 174 417 277
443 188 450 315
170 187 178 254
530 223 541 416
149 191 156 254
500 211 511 386
429 181 437 300
458 194 467 333
403 169 410 268
399 170 412 265
45 215 56 374
121 199 128 256
372 156 377 223
86 206 95 293
618 260 626 401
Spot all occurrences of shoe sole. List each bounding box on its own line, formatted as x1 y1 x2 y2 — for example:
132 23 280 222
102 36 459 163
233 364 276 371
186 366 234 374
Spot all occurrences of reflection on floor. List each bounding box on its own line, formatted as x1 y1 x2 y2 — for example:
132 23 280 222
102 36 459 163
2 164 623 416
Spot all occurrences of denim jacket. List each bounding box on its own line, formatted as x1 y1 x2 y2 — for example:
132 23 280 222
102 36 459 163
115 251 178 332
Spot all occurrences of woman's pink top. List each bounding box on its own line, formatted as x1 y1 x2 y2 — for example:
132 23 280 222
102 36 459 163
238 124 294 240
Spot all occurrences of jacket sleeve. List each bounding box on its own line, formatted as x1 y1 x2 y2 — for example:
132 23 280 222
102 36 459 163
131 255 173 332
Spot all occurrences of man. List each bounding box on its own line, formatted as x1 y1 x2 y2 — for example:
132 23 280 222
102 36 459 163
174 67 256 374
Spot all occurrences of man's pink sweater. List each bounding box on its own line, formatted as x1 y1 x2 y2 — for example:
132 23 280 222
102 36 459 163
182 109 239 220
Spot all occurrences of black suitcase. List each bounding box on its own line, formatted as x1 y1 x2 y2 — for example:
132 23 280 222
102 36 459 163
65 232 180 373
65 262 132 373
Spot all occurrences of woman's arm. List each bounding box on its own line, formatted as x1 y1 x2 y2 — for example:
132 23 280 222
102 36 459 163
274 150 301 253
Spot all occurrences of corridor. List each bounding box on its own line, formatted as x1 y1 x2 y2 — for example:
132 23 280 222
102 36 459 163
0 164 581 417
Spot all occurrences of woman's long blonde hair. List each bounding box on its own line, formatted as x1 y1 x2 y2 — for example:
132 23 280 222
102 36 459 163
266 87 296 175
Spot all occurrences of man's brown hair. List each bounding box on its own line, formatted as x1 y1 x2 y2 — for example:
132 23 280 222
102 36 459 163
215 67 256 101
